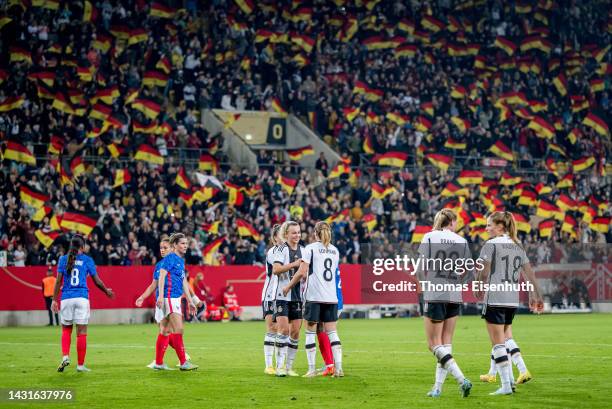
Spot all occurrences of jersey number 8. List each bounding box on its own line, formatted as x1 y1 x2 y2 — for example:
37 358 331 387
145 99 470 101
323 258 333 282
70 268 80 286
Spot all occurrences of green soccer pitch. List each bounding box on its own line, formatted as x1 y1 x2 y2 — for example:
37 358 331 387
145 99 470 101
0 314 610 408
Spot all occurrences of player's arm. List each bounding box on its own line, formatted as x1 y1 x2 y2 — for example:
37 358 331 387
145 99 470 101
157 269 167 308
92 274 114 298
272 260 300 275
50 272 63 313
521 262 544 313
182 277 196 316
135 279 158 307
282 260 307 296
474 260 491 301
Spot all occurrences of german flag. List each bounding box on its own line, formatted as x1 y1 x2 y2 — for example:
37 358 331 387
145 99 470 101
386 112 408 126
394 44 417 59
489 140 514 161
552 73 568 96
156 56 172 74
518 189 537 207
592 45 611 62
582 112 609 136
83 0 98 22
415 116 432 132
549 142 567 157
132 120 157 134
89 103 111 121
271 97 286 115
35 230 60 249
561 215 577 237
450 85 467 99
291 34 315 53
128 28 148 46
426 153 452 171
479 179 498 194
421 15 444 32
77 65 95 82
124 88 139 105
590 78 605 93
494 37 516 55
132 98 161 120
570 95 589 113
469 212 487 227
441 182 469 197
374 151 408 168
199 154 218 174
106 143 123 158
500 172 522 186
287 146 314 161
224 113 241 129
237 218 261 241
528 117 555 139
537 200 563 220
194 187 218 203
572 157 595 172
202 221 220 235
328 162 350 179
362 213 377 232
175 167 191 189
514 213 531 233
234 0 254 14
70 156 86 178
142 71 168 88
535 183 552 195
372 183 395 199
457 170 483 185
363 134 375 154
567 128 580 144
411 225 431 243
60 211 97 236
179 189 194 208
225 182 244 207
33 205 52 222
9 46 32 64
556 194 577 211
134 144 164 165
590 217 611 233
112 168 130 188
4 141 36 165
92 34 112 53
27 71 55 87
20 185 49 208
450 116 470 133
150 2 175 18
277 174 298 195
0 95 25 112
202 236 226 264
444 137 466 150
538 219 555 238
590 194 608 212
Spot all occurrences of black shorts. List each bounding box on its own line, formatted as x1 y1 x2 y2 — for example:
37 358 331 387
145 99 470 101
262 301 274 318
482 305 517 325
303 302 338 323
424 302 461 321
274 300 303 321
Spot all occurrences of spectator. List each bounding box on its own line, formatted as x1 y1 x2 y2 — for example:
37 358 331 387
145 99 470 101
42 266 58 326
223 285 243 322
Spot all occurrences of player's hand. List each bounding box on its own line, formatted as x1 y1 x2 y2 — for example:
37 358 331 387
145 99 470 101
188 302 196 317
156 297 163 309
106 288 115 299
135 296 144 307
473 289 484 301
51 300 59 313
529 295 544 314
282 286 290 296
293 259 302 268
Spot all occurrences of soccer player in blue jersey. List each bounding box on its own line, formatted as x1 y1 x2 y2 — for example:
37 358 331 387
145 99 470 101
51 235 114 373
153 233 198 371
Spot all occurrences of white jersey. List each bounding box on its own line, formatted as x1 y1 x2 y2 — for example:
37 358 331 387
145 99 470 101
272 243 304 302
479 234 529 307
417 229 471 303
301 242 340 303
261 246 278 302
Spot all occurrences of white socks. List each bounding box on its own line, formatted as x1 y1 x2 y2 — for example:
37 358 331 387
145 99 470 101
433 344 464 385
305 330 317 372
506 338 528 373
286 338 299 370
264 332 275 368
276 334 288 369
434 344 451 390
327 331 342 371
493 343 512 390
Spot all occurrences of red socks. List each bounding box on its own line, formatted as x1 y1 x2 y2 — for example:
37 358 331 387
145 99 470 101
168 333 176 350
173 334 187 365
61 326 72 356
317 331 334 366
77 334 87 366
155 334 170 365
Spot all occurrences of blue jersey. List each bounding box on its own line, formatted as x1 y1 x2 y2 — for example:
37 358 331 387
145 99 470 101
336 268 343 310
158 253 185 298
57 254 97 300
153 260 163 298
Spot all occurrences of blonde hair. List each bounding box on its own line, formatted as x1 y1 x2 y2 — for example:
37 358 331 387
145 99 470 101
432 209 457 231
314 221 332 248
269 224 281 246
280 221 299 241
169 232 186 246
489 211 520 245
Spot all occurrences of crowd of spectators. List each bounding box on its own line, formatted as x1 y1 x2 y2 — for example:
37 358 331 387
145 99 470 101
0 0 610 267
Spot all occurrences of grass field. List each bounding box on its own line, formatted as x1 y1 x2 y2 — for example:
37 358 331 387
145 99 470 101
0 314 610 408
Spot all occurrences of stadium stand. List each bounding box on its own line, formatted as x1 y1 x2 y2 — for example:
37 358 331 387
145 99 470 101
0 0 610 267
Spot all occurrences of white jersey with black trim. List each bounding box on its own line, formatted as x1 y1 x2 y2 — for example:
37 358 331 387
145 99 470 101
301 242 340 303
479 234 529 307
272 243 304 302
417 229 471 303
262 246 278 302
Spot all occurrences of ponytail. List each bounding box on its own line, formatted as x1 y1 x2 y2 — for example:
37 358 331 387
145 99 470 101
66 235 85 274
269 224 281 246
315 221 332 248
432 208 456 231
489 211 521 245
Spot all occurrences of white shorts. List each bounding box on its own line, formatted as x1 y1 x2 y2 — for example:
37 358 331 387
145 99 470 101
60 297 90 325
155 297 182 323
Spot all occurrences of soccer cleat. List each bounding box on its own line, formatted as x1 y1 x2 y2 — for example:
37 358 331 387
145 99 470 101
480 373 497 383
146 360 156 369
276 368 287 377
320 365 335 377
332 368 344 378
302 370 317 378
264 367 276 375
287 369 299 377
489 386 513 396
426 389 441 398
176 352 193 367
76 365 91 372
179 361 199 371
57 357 70 373
460 379 472 398
516 370 532 384
152 363 171 370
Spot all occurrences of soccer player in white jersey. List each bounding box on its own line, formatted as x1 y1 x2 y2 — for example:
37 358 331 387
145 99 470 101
417 209 472 398
283 221 344 378
476 211 543 395
262 224 282 374
271 221 304 377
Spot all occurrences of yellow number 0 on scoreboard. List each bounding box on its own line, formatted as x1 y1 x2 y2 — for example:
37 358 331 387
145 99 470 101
272 123 283 140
